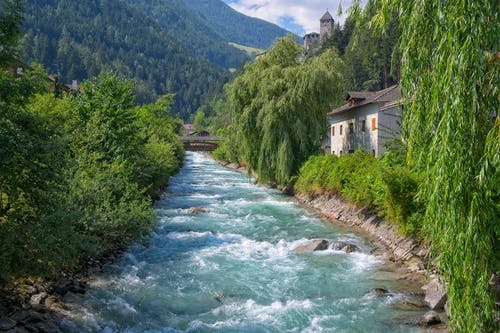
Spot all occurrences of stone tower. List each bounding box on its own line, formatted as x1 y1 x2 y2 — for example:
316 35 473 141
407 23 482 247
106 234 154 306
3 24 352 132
320 10 334 41
303 32 320 52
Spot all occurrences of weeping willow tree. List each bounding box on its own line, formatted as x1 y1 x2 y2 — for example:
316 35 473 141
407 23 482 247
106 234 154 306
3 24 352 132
376 1 499 331
226 35 344 185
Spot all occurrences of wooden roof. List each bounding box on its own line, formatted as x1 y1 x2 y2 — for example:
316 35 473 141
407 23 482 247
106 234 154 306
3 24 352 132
328 85 400 116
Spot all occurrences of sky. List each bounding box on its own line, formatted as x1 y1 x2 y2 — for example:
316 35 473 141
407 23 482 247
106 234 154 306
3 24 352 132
222 1 359 36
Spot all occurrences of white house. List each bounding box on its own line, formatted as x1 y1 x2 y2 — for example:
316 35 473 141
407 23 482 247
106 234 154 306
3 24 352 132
327 85 401 157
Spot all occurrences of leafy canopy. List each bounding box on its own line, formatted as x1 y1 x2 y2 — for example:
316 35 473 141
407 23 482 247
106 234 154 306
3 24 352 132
226 36 344 184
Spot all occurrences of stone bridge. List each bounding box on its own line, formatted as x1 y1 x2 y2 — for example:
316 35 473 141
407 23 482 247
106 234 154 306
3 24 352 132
178 136 222 152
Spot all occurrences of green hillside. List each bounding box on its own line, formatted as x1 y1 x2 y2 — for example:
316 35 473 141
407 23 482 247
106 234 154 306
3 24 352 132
21 0 231 119
123 0 250 69
228 42 265 57
183 0 293 49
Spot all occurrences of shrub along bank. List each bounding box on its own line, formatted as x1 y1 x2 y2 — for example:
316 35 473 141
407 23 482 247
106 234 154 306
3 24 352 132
295 150 423 237
0 69 183 286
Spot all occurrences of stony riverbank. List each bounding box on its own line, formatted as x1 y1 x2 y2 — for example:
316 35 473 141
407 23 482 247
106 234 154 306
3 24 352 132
0 251 123 332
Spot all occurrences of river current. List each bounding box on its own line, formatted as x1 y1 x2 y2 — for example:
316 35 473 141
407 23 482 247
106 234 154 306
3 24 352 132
60 152 426 332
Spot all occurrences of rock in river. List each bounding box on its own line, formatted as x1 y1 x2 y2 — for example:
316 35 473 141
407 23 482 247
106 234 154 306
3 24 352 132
294 240 329 253
188 207 208 215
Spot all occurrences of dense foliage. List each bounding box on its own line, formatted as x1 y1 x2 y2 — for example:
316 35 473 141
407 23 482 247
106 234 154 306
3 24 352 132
21 0 230 119
215 36 343 185
183 0 292 50
374 1 499 331
295 151 422 236
0 67 183 283
0 0 22 64
123 0 249 69
320 0 400 92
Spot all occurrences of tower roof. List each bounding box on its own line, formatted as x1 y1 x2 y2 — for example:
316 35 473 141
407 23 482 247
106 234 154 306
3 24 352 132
320 10 333 21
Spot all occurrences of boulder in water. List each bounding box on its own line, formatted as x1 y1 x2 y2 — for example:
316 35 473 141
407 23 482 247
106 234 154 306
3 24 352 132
341 244 358 253
368 288 390 297
331 242 358 253
294 240 329 253
188 207 208 215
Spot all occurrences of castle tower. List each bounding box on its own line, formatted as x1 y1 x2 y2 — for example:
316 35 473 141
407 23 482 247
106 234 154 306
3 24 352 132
303 32 320 52
320 10 334 42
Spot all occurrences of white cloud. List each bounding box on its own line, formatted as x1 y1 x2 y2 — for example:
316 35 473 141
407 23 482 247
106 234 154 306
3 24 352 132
224 0 358 35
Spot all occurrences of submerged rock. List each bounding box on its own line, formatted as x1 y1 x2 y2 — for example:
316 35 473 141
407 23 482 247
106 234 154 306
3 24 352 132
188 207 208 215
368 288 390 297
421 311 442 326
393 297 427 310
293 240 329 253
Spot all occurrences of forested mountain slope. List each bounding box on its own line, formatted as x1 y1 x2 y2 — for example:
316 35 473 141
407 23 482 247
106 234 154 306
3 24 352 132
123 0 250 69
21 0 231 119
183 0 292 49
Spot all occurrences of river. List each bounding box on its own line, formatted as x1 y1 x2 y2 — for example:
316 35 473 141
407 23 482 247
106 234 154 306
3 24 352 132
59 152 426 332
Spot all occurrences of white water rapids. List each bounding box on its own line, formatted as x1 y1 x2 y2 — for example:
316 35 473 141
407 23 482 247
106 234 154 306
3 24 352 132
58 152 427 332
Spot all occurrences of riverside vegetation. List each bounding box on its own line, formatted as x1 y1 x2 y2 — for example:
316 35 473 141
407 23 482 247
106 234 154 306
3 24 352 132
209 1 499 332
0 66 183 284
0 4 184 286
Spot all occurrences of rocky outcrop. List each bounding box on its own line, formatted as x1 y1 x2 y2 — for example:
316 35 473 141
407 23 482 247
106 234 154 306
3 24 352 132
423 278 447 310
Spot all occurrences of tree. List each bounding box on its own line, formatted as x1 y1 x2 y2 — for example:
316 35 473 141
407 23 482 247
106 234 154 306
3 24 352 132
226 36 344 184
376 1 499 331
341 0 400 91
0 0 23 64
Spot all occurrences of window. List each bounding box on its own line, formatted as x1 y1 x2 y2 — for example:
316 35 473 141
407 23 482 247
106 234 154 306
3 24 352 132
340 125 343 135
332 150 335 155
339 150 343 156
372 149 376 156
371 118 376 131
331 125 335 137
349 122 354 134
361 119 366 132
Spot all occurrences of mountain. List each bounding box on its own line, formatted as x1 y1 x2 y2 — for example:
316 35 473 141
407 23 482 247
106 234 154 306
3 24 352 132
21 0 231 119
19 0 292 119
123 0 250 69
183 0 292 49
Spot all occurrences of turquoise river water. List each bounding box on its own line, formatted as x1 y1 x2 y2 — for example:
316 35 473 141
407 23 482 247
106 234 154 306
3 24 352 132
59 152 426 332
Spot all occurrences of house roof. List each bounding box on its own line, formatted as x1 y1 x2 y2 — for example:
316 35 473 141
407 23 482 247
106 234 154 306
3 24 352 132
328 85 400 116
321 10 334 21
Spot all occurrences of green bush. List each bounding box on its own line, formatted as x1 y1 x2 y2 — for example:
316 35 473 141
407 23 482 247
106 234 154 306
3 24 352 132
296 151 422 237
378 166 422 234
